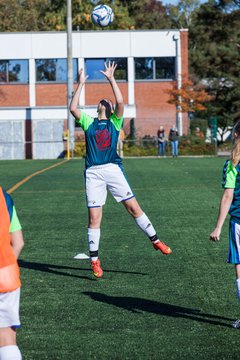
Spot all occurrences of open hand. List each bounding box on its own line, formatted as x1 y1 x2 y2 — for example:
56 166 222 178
78 68 88 85
100 61 117 81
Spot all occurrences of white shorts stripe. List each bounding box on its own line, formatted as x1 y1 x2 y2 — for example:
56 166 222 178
228 220 240 264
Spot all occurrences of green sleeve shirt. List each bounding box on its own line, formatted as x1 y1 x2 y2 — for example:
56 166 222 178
222 160 240 224
10 206 22 233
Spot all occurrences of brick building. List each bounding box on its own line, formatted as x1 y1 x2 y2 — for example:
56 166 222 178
0 30 188 159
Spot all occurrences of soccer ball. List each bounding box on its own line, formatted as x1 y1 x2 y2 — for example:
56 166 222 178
91 4 114 27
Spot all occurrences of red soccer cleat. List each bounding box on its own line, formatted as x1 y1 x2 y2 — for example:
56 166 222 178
91 259 103 278
153 240 172 255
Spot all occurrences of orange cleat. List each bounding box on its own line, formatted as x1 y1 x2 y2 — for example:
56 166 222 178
153 240 172 255
91 259 103 278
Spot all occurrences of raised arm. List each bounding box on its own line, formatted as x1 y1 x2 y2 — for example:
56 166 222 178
100 61 124 118
70 69 88 120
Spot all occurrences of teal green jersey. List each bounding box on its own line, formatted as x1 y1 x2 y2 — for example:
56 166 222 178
222 160 240 224
76 111 123 169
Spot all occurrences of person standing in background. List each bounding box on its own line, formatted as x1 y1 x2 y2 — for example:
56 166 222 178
157 126 167 158
169 125 179 158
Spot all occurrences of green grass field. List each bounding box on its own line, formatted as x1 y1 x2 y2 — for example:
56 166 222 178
0 157 239 360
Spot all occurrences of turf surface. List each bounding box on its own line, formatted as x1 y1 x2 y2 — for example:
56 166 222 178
0 157 239 360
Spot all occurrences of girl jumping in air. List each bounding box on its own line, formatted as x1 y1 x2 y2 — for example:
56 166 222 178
70 61 172 279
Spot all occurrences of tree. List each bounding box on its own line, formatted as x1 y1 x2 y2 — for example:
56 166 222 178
165 0 202 29
0 0 134 31
0 0 50 31
44 0 134 31
165 79 212 114
188 0 240 139
123 0 172 29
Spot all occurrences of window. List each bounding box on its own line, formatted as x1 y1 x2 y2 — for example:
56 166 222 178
135 57 175 81
135 58 153 80
156 57 175 79
85 58 127 81
0 60 29 83
35 59 78 82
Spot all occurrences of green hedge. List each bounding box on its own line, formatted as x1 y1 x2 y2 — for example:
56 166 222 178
74 141 86 157
189 118 208 135
73 137 216 157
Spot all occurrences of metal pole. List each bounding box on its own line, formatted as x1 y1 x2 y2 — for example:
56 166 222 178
173 33 182 136
67 0 74 157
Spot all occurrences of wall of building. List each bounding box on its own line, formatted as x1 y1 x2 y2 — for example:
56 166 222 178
0 119 25 160
36 84 67 106
0 30 188 159
0 85 29 107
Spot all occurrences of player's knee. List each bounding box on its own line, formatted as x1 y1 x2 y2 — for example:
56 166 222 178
123 198 142 218
126 205 143 218
88 219 101 228
132 209 143 218
0 327 16 347
88 215 101 227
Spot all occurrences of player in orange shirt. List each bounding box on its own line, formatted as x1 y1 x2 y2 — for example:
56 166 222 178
0 187 24 360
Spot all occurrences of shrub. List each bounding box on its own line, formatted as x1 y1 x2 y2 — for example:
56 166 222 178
190 118 208 135
73 136 215 158
74 141 86 157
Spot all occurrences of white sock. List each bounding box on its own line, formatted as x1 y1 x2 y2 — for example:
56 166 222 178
88 228 100 261
236 278 240 303
134 213 158 241
0 345 22 360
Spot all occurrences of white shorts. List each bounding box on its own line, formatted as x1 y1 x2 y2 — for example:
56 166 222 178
228 220 240 264
85 163 134 207
0 288 21 329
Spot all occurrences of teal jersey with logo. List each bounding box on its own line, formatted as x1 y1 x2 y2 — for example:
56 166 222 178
76 111 123 169
222 160 240 224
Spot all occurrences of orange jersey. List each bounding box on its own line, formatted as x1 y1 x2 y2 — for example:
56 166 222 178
0 187 21 292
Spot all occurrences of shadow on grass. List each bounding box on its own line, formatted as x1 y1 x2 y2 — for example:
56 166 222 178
18 260 147 280
18 259 96 281
83 292 234 327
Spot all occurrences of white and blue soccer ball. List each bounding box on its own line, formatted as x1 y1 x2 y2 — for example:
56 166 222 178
91 4 114 27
